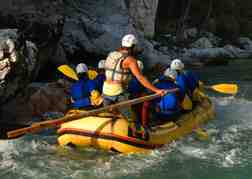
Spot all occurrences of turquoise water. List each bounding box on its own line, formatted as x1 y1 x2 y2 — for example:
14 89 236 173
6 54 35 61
0 60 252 179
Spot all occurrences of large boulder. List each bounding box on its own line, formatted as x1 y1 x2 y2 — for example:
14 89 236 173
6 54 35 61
29 81 71 117
182 45 252 64
0 29 38 104
0 0 66 66
190 37 213 49
198 32 222 47
61 0 136 56
0 80 71 124
237 37 252 50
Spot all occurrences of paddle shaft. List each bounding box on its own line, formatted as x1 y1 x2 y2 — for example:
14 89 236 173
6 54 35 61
7 89 177 139
204 86 214 90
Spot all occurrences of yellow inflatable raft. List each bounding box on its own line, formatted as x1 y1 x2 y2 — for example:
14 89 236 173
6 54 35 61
57 97 215 154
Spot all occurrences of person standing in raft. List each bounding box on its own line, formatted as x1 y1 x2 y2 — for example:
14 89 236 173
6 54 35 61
70 63 103 109
142 68 182 127
95 59 106 93
103 34 166 106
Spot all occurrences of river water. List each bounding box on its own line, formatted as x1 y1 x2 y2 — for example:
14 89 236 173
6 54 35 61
0 60 252 179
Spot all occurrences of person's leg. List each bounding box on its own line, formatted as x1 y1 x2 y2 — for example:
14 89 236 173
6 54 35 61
103 95 123 114
103 95 114 106
141 101 151 129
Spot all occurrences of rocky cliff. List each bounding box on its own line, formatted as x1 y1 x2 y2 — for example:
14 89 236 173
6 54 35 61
1 0 252 70
0 29 38 104
0 0 172 70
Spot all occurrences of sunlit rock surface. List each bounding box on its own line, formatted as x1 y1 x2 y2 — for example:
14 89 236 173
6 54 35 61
0 29 38 104
0 0 66 67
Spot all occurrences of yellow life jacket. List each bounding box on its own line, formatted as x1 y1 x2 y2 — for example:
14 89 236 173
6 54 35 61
102 81 124 96
104 51 130 83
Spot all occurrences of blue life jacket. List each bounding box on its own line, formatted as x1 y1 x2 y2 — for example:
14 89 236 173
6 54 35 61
184 70 199 93
127 77 145 96
70 76 97 108
176 72 191 97
95 73 106 93
154 79 181 117
156 75 185 99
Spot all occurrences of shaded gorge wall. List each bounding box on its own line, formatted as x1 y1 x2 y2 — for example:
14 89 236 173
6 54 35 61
155 0 252 41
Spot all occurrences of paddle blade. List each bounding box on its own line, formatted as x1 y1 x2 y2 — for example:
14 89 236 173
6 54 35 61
57 65 79 81
194 128 209 141
211 84 238 94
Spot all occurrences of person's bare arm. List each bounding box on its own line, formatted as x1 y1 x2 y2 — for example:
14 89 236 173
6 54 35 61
124 57 164 94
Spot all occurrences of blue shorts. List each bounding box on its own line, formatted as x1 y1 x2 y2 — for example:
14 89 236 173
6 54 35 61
103 94 122 106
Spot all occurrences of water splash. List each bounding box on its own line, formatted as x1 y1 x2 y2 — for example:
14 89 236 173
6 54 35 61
172 96 252 170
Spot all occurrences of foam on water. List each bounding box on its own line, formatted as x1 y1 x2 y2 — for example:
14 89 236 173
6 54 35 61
0 135 172 179
172 96 252 169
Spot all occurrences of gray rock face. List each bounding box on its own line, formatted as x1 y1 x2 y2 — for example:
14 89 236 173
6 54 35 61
0 29 38 104
61 0 171 66
237 37 252 50
0 0 172 68
1 0 252 70
190 37 213 49
61 0 136 57
0 0 65 66
183 45 252 63
184 28 198 39
127 0 159 38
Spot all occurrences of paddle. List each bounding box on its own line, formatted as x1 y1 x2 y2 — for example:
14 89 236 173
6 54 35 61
154 77 238 95
0 122 29 139
205 83 238 95
57 65 98 81
7 89 177 139
57 65 79 81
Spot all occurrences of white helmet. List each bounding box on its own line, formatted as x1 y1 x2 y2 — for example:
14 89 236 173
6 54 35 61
121 34 138 48
170 59 184 71
137 60 144 71
163 68 177 79
76 63 88 74
98 60 105 69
